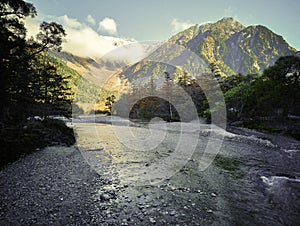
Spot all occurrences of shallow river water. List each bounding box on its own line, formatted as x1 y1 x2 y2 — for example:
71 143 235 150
73 115 300 225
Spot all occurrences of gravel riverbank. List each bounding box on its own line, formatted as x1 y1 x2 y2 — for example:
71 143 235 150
1 119 299 225
0 146 106 225
0 144 219 225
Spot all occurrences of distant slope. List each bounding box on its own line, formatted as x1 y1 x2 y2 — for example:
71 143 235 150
49 51 126 112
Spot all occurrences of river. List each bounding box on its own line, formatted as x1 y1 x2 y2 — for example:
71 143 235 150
72 115 300 225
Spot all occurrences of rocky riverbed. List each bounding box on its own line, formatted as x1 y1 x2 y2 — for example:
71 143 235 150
1 116 300 225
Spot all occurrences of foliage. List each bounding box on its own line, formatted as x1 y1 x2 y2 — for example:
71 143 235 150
114 55 300 140
224 81 256 120
0 0 75 167
105 95 116 114
116 69 206 122
29 54 74 117
221 56 300 139
0 0 68 120
129 97 180 122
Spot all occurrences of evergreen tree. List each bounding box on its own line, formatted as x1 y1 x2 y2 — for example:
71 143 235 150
0 0 67 120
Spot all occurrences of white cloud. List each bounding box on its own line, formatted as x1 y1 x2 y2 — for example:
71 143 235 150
224 6 233 17
171 18 194 33
24 14 136 59
62 26 132 58
223 6 238 20
24 17 40 38
86 14 96 26
98 17 117 35
59 15 82 29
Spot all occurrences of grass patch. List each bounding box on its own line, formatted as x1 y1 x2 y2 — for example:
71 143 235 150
213 154 244 178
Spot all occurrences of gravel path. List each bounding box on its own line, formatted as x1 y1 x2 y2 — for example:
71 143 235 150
0 146 106 225
0 144 219 226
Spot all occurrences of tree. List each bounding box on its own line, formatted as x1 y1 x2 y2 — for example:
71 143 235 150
263 56 300 84
164 71 173 121
0 0 74 166
209 62 222 78
30 54 73 117
0 0 36 115
258 56 300 116
105 95 116 114
0 0 36 18
0 0 67 120
225 81 256 120
223 56 300 121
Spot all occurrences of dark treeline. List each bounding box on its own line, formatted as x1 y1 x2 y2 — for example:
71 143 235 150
113 57 300 138
223 56 300 137
0 0 74 167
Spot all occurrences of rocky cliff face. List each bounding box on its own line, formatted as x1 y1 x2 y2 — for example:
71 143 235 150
167 17 298 76
223 25 298 75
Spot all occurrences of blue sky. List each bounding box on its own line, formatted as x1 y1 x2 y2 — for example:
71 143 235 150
27 0 300 57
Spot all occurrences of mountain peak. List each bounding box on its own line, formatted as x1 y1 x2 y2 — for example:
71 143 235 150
218 17 237 23
166 17 298 76
198 17 245 40
215 17 245 30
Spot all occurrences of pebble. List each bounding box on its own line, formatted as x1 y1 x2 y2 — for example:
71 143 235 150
149 217 156 224
170 210 176 216
100 193 111 201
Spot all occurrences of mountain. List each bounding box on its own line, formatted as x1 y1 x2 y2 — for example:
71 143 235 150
52 18 300 112
168 17 299 76
118 17 299 85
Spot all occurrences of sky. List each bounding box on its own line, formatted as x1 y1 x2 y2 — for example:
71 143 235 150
26 0 300 58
